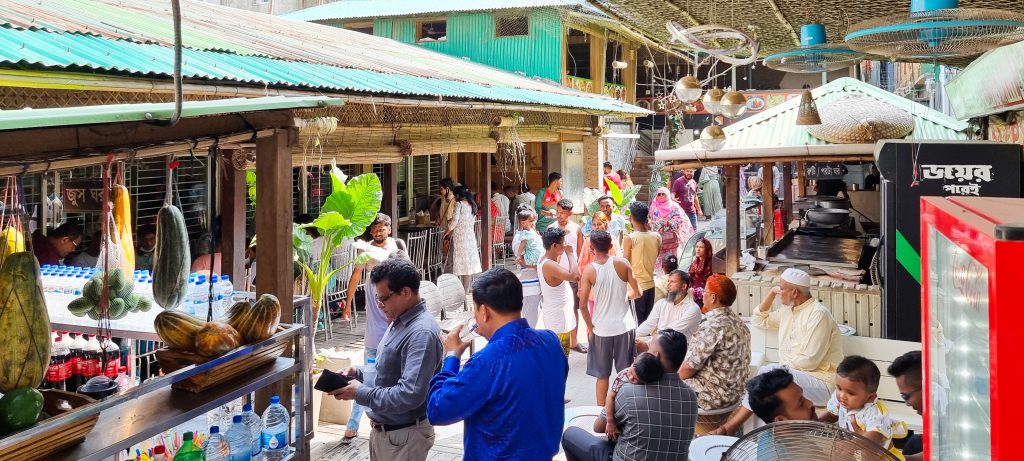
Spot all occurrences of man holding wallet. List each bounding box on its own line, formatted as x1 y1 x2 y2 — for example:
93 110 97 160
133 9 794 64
329 256 443 461
426 268 568 460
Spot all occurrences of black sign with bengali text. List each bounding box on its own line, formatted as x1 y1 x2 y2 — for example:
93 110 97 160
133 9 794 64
61 179 105 213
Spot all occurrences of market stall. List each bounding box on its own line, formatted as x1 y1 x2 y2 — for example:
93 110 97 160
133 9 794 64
0 96 330 459
655 77 971 339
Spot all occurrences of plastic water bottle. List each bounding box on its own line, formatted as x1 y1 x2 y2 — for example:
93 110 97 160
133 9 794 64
240 403 262 460
218 275 235 304
363 357 377 388
204 425 230 461
226 415 252 461
261 395 290 460
172 432 204 461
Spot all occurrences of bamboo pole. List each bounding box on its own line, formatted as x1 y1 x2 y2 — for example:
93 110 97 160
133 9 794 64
662 155 873 171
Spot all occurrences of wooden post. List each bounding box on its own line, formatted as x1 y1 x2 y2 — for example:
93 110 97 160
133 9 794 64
762 163 775 242
590 31 607 94
254 128 296 418
796 161 806 198
221 148 247 290
782 162 794 229
480 155 492 270
724 165 740 275
255 130 295 321
382 163 399 237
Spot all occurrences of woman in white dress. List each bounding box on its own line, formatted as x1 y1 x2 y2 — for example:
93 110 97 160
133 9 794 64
446 186 483 291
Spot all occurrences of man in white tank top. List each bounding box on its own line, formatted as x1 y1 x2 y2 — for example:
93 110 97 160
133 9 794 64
537 227 580 357
578 230 641 406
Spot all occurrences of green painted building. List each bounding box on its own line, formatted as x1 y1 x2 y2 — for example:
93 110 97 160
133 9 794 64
286 0 644 102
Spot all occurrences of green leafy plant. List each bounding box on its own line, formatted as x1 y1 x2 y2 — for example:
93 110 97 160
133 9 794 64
246 170 257 207
296 162 381 331
585 178 641 216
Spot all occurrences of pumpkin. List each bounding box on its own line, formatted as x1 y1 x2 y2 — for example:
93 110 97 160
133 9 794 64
152 204 190 309
0 253 51 393
227 294 281 344
154 310 207 351
194 322 242 357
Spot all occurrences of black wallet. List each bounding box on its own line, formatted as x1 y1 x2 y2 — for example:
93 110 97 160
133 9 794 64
314 369 352 392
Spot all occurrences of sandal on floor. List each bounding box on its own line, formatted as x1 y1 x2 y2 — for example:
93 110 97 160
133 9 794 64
572 344 589 353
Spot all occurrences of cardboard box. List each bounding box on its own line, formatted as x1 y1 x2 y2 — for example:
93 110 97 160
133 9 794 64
318 353 353 425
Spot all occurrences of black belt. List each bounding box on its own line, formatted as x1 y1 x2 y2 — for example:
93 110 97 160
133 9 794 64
370 417 426 432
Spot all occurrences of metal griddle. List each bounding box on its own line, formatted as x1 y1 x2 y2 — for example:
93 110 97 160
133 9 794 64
766 231 865 268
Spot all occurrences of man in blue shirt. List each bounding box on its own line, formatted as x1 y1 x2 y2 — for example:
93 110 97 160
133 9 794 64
427 267 568 460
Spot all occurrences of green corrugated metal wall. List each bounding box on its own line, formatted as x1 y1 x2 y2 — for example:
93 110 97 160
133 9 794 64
371 9 563 83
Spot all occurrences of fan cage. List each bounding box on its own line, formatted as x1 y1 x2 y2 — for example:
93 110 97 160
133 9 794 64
723 421 902 461
764 45 866 73
846 8 1024 59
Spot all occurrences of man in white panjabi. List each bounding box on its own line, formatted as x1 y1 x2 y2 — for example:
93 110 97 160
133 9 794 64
712 268 844 436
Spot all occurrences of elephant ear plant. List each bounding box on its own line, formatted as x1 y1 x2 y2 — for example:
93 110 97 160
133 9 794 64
295 162 382 333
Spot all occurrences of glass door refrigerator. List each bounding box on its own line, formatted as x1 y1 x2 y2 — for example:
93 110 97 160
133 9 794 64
921 196 1024 461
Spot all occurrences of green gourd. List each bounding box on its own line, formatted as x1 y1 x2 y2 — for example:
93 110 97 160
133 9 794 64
0 253 51 393
152 204 190 309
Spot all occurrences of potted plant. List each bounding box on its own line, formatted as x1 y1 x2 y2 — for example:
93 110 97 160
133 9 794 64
295 162 382 335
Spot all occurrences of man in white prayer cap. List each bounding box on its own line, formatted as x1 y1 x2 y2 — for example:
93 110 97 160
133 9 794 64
710 268 844 436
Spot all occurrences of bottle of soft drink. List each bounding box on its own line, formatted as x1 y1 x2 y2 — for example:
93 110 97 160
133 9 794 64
44 336 70 390
240 403 262 460
152 445 169 461
99 336 121 378
172 432 204 461
261 395 290 460
80 334 102 385
68 332 86 390
226 415 252 461
204 425 230 461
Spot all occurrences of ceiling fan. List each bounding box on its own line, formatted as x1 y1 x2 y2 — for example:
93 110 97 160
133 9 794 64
764 24 867 73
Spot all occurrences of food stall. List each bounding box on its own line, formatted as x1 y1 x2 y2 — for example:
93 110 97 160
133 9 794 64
655 77 971 338
0 97 326 459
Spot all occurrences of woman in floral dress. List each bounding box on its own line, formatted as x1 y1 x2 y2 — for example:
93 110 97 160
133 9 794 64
446 186 482 290
649 186 693 272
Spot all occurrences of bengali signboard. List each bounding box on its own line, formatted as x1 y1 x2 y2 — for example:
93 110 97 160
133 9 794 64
61 179 105 213
563 76 595 94
804 162 848 180
987 112 1024 145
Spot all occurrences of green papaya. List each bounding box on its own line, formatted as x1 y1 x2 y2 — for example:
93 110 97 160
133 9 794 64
83 277 102 302
152 204 190 309
0 387 43 435
0 253 51 393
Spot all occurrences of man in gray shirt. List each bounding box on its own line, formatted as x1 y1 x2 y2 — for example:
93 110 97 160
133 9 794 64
331 255 443 461
562 329 698 461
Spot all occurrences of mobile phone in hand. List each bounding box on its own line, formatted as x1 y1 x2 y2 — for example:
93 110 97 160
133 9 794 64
314 369 352 392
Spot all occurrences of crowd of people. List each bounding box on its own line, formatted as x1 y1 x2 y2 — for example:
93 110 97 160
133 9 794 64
320 165 921 461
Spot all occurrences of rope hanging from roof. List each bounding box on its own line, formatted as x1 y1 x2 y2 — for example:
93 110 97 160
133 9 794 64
491 116 527 188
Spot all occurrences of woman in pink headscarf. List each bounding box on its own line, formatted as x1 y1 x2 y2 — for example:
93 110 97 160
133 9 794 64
649 186 693 272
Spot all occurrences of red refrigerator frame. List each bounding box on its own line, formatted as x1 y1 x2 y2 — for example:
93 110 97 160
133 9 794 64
921 196 1024 461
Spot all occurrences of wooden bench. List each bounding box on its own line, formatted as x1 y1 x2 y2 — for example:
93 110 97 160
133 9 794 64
750 325 923 431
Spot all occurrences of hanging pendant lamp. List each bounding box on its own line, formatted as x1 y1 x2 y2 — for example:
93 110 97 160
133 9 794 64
796 90 822 126
703 87 725 115
673 75 704 103
720 89 748 119
700 125 727 152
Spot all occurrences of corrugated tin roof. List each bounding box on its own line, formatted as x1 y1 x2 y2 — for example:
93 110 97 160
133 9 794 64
0 0 648 115
0 96 341 131
285 0 601 22
677 78 968 152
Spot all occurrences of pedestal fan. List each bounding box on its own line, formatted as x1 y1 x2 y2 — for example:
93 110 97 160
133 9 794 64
721 420 902 461
845 0 1024 60
765 24 866 73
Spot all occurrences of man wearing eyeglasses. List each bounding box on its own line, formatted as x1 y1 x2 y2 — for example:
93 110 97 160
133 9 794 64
330 255 443 461
888 351 923 461
32 222 83 266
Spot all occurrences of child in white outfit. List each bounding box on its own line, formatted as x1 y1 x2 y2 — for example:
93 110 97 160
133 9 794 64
820 355 909 459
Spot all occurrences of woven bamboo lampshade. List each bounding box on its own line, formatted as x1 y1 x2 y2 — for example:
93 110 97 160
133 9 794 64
807 94 915 143
795 90 822 126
